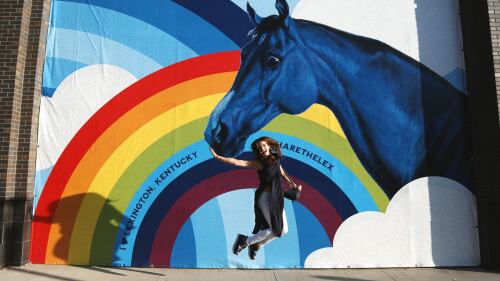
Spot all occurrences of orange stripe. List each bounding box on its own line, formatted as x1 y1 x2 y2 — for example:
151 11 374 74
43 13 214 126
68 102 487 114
44 72 236 263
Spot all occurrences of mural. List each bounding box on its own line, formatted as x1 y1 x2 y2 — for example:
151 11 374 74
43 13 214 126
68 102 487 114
206 0 470 196
31 0 479 268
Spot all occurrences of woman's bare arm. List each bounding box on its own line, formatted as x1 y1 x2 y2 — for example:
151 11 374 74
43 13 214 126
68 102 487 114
280 165 294 186
210 147 262 169
280 165 302 190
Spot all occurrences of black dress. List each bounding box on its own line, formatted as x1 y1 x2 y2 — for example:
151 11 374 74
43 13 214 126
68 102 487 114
252 159 300 237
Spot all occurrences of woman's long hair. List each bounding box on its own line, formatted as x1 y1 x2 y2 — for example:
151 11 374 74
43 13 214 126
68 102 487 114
251 136 282 164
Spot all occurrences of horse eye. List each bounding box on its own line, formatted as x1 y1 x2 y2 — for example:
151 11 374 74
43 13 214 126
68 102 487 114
267 56 280 69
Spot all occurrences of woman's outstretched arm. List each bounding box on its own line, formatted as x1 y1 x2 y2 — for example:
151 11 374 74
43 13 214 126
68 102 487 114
210 147 261 169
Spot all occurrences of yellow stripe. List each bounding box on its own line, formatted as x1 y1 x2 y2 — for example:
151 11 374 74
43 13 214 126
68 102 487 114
298 104 346 139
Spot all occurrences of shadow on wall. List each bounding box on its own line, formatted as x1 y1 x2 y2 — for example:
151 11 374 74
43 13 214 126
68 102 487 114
413 0 478 266
415 0 465 89
33 193 127 265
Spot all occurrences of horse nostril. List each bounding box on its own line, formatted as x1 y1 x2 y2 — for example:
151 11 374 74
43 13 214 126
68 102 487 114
213 122 228 146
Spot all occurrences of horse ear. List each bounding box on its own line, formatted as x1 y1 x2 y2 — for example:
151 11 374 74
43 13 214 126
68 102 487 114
247 2 262 26
275 0 292 29
275 0 289 17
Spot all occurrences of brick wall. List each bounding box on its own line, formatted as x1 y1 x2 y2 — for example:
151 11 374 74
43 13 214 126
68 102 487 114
0 0 50 267
489 0 500 121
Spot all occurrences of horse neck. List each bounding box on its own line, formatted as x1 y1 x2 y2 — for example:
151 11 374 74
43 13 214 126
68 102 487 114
294 21 368 105
292 20 399 142
292 20 423 192
292 20 469 194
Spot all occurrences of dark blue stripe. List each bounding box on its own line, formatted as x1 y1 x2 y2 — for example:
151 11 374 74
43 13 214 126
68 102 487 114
173 0 252 47
131 153 357 266
57 0 240 53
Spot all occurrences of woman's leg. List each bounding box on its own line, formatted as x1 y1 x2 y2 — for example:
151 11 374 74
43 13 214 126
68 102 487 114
233 192 276 255
258 210 288 247
246 192 274 245
246 192 288 246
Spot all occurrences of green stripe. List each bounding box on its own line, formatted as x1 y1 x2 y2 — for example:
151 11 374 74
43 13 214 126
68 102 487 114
89 115 388 263
89 118 206 264
264 115 388 211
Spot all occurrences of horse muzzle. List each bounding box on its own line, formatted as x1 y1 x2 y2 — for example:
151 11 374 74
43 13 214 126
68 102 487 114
206 121 247 157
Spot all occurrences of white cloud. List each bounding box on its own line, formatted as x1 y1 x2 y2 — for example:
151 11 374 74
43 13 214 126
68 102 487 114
305 177 480 268
292 0 420 60
37 64 137 170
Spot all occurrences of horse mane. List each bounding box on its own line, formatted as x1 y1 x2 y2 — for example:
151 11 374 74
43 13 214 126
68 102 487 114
248 15 283 43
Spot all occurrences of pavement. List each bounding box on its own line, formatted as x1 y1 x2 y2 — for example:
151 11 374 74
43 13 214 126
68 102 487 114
0 265 499 281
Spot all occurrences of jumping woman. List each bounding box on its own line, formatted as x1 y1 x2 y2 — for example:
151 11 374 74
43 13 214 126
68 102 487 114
210 136 302 260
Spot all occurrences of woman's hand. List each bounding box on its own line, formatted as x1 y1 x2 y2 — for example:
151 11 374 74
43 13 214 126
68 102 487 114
209 147 219 159
284 182 302 201
291 183 302 191
209 146 260 169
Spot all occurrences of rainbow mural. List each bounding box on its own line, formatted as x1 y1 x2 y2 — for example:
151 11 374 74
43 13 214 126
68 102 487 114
33 48 388 266
33 0 476 268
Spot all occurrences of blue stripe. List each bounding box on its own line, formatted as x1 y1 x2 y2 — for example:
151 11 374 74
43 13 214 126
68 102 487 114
50 1 197 67
46 28 159 79
42 57 87 94
264 199 301 268
57 0 239 54
293 202 331 267
34 167 54 214
190 198 228 267
169 218 197 268
42 87 56 97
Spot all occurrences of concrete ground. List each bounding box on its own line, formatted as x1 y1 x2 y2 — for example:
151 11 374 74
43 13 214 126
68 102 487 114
0 265 499 281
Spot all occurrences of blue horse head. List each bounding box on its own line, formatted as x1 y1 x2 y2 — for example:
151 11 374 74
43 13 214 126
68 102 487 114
205 0 470 197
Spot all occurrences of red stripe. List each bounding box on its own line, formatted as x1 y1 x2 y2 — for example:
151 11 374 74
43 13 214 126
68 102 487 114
148 170 342 267
30 51 241 263
292 177 342 242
